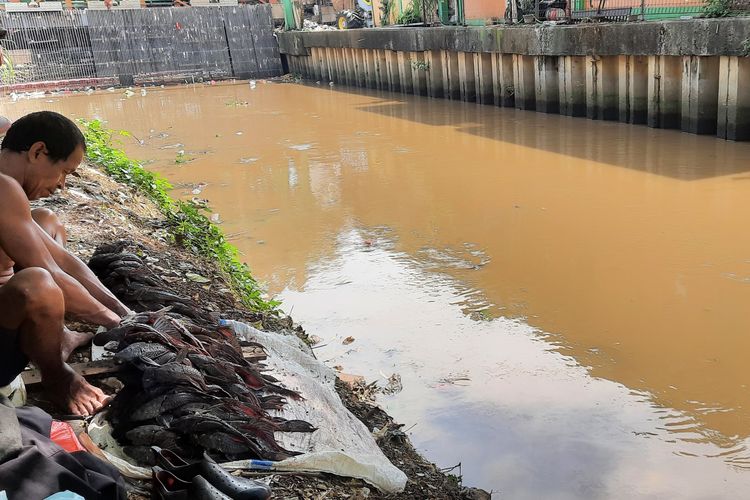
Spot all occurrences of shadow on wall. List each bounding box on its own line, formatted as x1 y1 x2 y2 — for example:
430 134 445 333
315 83 750 181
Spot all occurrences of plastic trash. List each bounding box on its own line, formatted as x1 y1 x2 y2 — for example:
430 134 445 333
0 375 27 406
50 421 85 453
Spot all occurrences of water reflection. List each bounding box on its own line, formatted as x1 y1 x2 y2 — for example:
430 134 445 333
283 229 750 498
6 82 750 496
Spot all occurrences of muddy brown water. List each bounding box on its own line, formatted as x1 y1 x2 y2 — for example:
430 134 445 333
6 82 750 498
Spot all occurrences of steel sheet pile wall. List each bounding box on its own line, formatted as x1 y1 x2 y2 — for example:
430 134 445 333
0 5 281 89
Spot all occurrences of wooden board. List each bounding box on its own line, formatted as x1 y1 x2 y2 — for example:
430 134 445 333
21 359 122 386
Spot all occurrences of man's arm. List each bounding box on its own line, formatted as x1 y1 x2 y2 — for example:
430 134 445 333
0 177 120 327
33 224 132 317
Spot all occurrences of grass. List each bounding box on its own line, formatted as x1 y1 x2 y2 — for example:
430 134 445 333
703 0 732 17
81 119 279 313
0 51 16 85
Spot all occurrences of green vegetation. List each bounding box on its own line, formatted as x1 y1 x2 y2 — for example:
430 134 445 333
410 59 430 71
0 52 16 85
81 119 279 312
380 0 392 25
174 151 194 164
703 0 732 17
397 0 423 24
741 37 750 56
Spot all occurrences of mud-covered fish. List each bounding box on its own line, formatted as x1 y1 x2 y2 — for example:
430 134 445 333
115 342 176 364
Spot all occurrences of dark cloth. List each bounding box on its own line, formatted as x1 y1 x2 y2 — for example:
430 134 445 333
0 403 126 500
0 327 28 387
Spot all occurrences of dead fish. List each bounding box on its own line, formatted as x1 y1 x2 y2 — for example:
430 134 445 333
94 323 142 346
119 327 196 353
195 432 258 459
176 415 294 461
126 425 180 448
142 362 208 395
115 342 176 365
132 287 193 306
187 354 239 381
258 395 286 411
235 366 302 401
276 419 317 433
154 316 206 350
124 445 157 466
130 391 206 422
170 401 216 417
88 252 143 272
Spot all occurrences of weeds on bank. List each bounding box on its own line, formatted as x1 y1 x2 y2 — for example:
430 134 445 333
410 59 430 71
0 51 16 85
396 0 422 24
380 0 392 25
81 119 279 312
703 0 732 17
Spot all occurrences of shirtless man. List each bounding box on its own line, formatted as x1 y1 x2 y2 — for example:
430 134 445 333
0 38 10 136
0 111 131 416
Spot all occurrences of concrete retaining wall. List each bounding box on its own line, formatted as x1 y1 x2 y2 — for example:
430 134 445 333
278 21 750 140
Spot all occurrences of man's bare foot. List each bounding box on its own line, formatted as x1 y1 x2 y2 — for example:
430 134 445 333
61 326 93 361
42 364 110 416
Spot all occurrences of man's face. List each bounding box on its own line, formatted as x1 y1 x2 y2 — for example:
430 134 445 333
25 142 83 200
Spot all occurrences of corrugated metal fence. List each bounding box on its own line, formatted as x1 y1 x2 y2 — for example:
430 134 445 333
0 4 281 89
0 10 95 84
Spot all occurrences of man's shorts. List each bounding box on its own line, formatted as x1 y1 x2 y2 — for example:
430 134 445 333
0 329 28 387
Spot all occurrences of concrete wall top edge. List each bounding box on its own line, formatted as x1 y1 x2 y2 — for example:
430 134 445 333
277 19 750 57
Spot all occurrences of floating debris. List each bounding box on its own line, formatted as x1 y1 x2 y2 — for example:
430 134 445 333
190 183 207 195
226 99 249 107
381 373 403 395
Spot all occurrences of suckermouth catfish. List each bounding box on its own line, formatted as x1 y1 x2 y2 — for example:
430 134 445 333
90 244 317 464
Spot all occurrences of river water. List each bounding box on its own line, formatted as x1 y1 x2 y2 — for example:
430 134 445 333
5 82 750 498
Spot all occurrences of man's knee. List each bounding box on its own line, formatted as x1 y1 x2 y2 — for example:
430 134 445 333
11 268 64 312
0 116 11 136
31 208 66 242
31 207 61 228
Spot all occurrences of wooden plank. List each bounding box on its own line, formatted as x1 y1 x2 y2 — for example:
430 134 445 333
21 360 122 386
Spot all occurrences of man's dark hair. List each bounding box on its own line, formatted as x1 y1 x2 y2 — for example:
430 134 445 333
1 111 86 162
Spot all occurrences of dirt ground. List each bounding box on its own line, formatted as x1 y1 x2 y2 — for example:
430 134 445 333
30 164 491 499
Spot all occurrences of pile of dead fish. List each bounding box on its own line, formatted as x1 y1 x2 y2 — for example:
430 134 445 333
88 242 316 466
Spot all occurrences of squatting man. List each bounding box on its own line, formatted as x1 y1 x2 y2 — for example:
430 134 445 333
0 111 132 416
